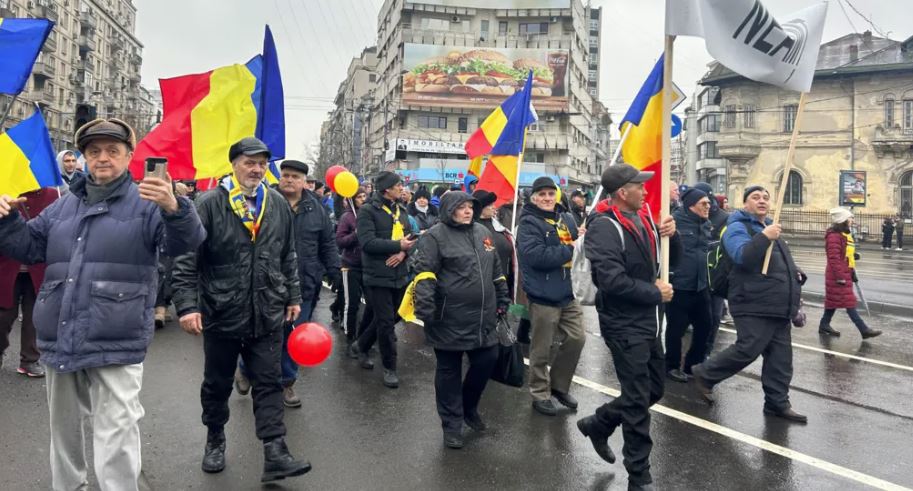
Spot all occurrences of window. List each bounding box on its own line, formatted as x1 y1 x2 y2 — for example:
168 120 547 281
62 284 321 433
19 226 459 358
784 171 803 205
519 23 548 35
724 105 736 128
698 141 718 159
498 21 508 35
457 117 468 133
528 121 542 132
744 104 756 128
901 171 913 220
368 74 376 83
904 100 913 132
417 115 447 129
481 20 489 36
884 98 895 127
701 114 720 133
589 47 598 55
784 104 798 132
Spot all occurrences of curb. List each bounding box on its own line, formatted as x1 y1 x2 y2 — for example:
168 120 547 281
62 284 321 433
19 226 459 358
802 291 912 318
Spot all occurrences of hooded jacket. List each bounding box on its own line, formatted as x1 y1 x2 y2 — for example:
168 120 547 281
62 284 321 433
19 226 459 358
56 150 84 187
413 192 509 351
723 209 802 319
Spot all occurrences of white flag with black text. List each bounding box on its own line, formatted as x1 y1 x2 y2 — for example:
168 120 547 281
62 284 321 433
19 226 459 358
666 0 827 92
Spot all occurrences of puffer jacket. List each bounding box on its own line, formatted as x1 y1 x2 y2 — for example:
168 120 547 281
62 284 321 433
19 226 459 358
723 209 802 320
358 193 413 289
0 188 59 309
516 203 577 308
414 192 510 351
824 228 856 309
171 185 301 339
0 173 205 372
292 190 340 302
671 207 711 292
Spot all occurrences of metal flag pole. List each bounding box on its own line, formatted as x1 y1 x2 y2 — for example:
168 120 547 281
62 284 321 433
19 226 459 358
762 91 809 274
659 35 675 283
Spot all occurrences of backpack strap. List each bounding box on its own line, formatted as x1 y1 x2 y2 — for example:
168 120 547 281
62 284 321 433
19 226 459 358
595 215 624 251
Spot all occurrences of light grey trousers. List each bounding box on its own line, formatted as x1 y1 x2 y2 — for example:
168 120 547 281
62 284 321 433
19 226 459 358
46 363 145 491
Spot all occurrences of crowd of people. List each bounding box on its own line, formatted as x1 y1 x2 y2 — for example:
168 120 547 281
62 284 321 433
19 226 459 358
0 120 891 490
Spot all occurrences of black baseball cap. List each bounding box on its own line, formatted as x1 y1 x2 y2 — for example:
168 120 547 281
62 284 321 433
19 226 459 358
601 164 654 194
228 137 271 162
531 176 558 193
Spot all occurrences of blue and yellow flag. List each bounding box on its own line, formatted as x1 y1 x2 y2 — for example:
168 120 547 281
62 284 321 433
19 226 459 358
0 18 54 95
0 109 62 197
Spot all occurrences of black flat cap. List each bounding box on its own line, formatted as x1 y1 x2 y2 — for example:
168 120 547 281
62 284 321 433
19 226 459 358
280 159 309 175
229 137 271 162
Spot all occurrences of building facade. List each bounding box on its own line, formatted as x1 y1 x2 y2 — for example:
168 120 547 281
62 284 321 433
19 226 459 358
0 0 154 152
321 0 608 190
691 31 913 216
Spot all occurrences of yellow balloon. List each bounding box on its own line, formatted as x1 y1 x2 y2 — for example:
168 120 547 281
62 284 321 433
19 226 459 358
335 171 359 198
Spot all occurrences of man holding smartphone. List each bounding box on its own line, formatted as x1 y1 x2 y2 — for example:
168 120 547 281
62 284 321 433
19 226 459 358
0 118 206 491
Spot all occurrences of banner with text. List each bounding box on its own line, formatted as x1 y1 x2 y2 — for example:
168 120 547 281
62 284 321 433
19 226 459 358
403 44 569 111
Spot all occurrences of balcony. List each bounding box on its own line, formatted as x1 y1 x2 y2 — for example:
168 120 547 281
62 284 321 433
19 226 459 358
0 5 14 18
32 60 55 79
42 32 58 53
80 10 98 30
78 35 97 53
716 127 760 162
873 125 913 158
129 72 141 84
111 41 124 53
40 90 55 104
130 52 142 65
35 2 58 21
112 56 124 71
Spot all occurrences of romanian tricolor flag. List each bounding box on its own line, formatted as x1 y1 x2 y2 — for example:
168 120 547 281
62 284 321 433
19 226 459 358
466 74 538 207
0 109 61 197
0 18 53 95
620 56 666 220
129 26 285 182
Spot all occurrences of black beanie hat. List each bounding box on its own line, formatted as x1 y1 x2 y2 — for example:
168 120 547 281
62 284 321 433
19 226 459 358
472 189 497 208
414 187 431 201
375 171 401 192
742 185 767 202
681 187 708 209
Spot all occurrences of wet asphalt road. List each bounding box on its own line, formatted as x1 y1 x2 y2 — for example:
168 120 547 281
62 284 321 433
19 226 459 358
1 290 912 490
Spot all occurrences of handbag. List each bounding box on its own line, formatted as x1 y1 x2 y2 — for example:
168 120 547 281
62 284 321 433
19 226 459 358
490 316 525 388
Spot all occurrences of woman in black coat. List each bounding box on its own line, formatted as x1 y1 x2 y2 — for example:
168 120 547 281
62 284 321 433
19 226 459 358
413 192 510 450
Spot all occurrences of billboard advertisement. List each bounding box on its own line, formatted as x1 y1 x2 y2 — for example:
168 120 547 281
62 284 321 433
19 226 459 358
413 0 570 8
403 44 569 110
839 170 866 206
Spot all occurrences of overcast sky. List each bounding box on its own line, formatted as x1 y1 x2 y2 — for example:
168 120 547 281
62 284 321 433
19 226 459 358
136 0 909 159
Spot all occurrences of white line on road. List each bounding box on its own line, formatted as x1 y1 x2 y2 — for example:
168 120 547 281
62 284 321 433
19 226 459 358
565 370 912 491
717 327 913 373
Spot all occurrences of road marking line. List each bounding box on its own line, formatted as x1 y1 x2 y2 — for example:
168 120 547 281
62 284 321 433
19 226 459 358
718 327 913 373
564 369 911 491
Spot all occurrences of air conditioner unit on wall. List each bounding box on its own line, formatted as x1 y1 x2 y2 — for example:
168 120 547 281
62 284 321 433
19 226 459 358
550 17 558 23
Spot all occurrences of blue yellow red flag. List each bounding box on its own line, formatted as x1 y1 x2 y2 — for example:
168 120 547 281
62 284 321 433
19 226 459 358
619 56 666 218
0 109 62 197
0 18 54 94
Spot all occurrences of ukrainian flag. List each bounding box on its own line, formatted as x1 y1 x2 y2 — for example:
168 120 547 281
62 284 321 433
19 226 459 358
0 18 54 95
0 109 62 197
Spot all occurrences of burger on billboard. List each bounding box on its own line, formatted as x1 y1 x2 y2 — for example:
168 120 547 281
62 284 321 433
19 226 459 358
402 44 569 110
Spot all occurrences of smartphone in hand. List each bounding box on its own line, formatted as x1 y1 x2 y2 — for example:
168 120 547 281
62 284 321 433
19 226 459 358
145 157 168 180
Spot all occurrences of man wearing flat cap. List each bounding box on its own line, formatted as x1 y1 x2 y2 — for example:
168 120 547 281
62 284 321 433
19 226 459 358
576 163 680 491
232 159 340 409
172 137 311 482
0 118 206 490
691 185 808 424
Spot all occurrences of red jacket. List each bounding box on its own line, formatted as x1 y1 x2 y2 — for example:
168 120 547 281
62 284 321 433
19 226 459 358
824 229 856 309
0 188 59 309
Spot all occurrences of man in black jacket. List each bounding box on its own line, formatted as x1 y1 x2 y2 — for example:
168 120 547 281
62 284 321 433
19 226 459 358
577 164 679 491
172 137 311 482
517 177 584 416
348 171 415 388
691 186 807 424
693 182 731 352
665 188 713 383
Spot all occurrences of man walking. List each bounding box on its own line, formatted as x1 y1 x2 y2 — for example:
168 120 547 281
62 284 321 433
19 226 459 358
691 186 807 423
235 159 340 408
0 118 205 490
172 137 311 482
348 171 415 388
516 177 585 416
575 164 679 491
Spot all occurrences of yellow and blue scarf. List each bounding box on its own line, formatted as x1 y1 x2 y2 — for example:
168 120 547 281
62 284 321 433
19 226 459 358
222 175 268 242
383 204 405 240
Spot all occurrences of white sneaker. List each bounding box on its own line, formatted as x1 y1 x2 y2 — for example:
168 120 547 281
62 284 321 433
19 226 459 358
896 248 903 251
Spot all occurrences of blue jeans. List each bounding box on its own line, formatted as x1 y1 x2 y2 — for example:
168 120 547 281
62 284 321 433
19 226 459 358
240 301 314 387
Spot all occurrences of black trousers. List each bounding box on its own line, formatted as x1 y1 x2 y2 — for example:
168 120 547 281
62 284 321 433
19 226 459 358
357 285 404 370
341 268 373 342
155 256 174 308
201 329 285 441
0 273 40 365
433 345 499 434
707 295 725 355
898 230 905 249
594 335 664 486
882 231 893 249
664 289 713 374
695 315 793 412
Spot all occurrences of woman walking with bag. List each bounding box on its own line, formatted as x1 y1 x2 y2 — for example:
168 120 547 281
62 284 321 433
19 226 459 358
819 208 882 339
412 192 510 449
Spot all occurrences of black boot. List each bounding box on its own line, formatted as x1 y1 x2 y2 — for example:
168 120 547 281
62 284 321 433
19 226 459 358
201 429 226 473
818 324 841 337
261 437 311 483
576 416 616 463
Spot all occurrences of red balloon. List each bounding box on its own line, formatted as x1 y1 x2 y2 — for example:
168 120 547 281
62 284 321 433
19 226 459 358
325 165 347 193
287 322 333 367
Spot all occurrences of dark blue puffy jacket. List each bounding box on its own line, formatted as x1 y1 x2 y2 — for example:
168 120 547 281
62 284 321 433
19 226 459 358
0 174 205 372
516 203 577 308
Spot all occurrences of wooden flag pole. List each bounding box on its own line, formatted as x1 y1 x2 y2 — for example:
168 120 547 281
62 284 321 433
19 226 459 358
660 35 675 283
587 123 632 213
761 91 809 274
